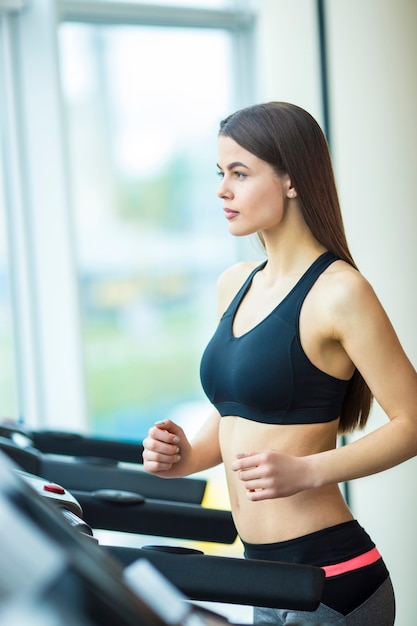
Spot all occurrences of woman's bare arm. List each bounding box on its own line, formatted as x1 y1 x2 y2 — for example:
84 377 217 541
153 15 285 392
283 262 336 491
142 409 222 479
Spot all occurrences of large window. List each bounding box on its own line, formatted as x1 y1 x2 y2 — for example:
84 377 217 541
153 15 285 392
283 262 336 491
59 21 243 440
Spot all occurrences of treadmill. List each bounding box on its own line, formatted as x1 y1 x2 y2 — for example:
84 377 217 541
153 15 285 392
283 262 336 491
0 433 325 619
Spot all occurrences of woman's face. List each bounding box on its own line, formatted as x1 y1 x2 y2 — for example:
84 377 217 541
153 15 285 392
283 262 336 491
217 134 290 237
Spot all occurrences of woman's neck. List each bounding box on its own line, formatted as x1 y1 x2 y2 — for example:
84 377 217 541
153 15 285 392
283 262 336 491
261 232 326 283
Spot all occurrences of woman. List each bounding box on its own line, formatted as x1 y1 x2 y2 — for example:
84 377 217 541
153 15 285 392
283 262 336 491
143 102 417 624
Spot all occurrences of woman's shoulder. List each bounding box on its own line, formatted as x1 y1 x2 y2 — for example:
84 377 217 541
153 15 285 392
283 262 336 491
324 259 373 295
216 260 263 316
319 259 380 320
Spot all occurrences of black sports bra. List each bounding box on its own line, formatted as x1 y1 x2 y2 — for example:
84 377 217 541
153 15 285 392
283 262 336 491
200 252 351 424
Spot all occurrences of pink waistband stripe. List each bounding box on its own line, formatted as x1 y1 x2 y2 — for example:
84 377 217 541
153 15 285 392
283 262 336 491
322 547 382 577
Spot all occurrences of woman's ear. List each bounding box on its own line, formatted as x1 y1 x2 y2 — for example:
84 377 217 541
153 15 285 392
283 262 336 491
284 174 297 199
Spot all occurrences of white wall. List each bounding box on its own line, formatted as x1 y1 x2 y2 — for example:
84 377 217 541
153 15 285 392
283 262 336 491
327 2 417 624
255 0 324 123
256 1 417 624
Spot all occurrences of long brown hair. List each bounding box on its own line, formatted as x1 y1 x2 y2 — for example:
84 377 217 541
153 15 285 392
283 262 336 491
219 102 372 433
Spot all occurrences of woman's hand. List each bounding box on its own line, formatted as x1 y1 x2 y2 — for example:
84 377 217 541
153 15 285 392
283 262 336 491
231 450 312 500
142 419 191 478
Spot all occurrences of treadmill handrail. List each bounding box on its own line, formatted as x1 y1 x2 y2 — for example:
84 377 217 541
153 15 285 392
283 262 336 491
110 546 325 611
31 430 145 464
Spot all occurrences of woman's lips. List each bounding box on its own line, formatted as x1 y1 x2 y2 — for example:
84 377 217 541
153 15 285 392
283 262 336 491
224 208 239 220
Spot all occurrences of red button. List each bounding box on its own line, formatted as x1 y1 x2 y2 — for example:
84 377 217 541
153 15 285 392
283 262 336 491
43 483 65 495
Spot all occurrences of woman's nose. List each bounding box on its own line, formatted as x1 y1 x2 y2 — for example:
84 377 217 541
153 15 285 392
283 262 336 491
217 178 232 199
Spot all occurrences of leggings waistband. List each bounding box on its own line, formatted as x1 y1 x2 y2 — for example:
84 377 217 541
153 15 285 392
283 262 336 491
242 520 378 569
322 546 382 577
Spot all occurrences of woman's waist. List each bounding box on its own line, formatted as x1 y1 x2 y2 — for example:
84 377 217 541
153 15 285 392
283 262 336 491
241 519 376 568
229 483 353 544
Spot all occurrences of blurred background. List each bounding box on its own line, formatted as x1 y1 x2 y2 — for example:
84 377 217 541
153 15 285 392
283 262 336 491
0 0 416 623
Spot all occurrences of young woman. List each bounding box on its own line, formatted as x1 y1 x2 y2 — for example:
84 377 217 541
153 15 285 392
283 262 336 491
142 102 417 625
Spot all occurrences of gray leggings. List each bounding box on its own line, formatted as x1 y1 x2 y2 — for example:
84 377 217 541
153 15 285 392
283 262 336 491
253 577 395 625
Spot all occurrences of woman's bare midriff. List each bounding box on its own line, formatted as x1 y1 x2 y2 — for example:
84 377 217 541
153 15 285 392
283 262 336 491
219 415 353 544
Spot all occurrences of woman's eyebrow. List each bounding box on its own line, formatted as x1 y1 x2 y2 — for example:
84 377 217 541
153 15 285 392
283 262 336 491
216 161 250 171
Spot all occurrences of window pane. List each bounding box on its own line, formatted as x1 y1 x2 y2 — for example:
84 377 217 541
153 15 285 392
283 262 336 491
0 163 18 420
59 24 237 440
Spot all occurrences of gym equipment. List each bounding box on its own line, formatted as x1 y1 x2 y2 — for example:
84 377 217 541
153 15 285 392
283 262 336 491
1 450 325 618
110 544 324 611
0 421 206 504
31 428 145 462
71 487 236 543
0 424 326 616
0 423 236 544
16 468 95 540
0 450 231 626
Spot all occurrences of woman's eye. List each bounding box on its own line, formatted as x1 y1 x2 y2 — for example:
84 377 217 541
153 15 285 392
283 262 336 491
216 170 246 180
